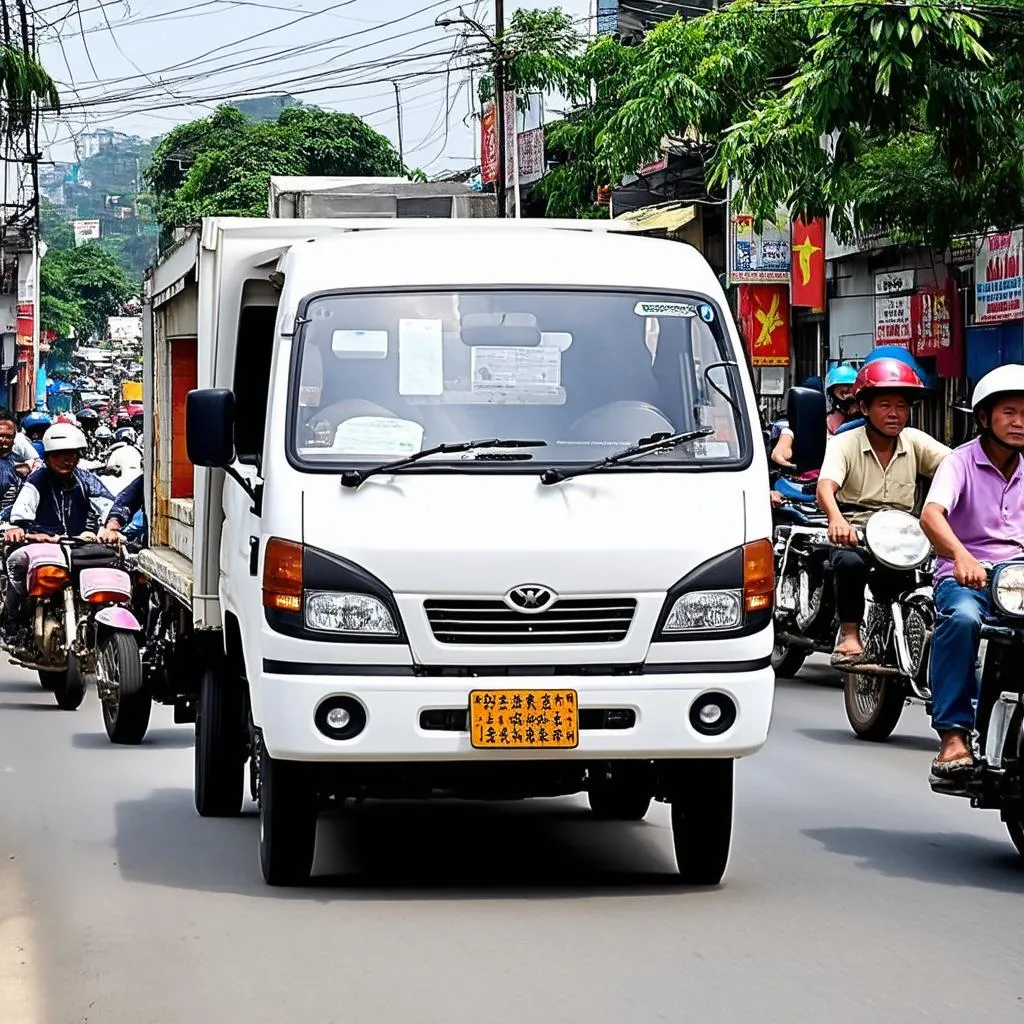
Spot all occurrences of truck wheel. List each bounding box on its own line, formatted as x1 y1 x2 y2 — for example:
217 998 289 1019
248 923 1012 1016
194 664 244 817
771 638 806 678
1006 817 1024 859
53 652 88 711
843 672 904 741
100 633 150 745
669 759 734 886
259 745 316 886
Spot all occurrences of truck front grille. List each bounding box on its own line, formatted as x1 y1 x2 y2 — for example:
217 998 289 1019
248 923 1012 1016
424 598 637 645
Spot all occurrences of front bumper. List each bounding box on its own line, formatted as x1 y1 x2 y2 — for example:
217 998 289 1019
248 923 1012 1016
256 663 775 762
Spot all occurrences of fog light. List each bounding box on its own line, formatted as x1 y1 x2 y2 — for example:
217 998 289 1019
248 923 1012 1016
689 692 736 736
699 703 723 726
314 696 366 741
325 707 351 730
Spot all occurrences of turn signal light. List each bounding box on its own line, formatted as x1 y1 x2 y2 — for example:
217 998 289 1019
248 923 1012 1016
263 538 303 611
28 565 70 597
743 538 774 613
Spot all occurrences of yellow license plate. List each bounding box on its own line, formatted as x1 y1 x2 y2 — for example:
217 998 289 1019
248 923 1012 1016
469 689 579 750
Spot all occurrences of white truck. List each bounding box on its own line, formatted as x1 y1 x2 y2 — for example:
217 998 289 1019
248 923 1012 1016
140 214 775 887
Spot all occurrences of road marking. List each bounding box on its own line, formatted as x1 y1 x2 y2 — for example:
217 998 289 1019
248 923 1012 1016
0 866 41 1024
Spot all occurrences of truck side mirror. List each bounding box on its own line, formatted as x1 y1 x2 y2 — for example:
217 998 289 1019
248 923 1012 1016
186 388 235 468
786 386 827 473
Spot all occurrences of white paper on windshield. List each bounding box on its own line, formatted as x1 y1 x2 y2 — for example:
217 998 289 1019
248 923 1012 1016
690 440 732 459
332 329 388 359
633 301 697 318
331 416 424 455
398 319 444 395
471 346 561 395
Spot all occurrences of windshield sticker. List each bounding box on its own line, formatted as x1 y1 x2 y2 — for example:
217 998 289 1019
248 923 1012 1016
698 304 715 323
331 329 388 359
540 331 573 351
471 346 561 395
633 301 697 318
690 440 732 459
398 319 444 396
330 417 424 456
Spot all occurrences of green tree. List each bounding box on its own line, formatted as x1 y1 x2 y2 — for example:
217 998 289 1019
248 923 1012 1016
40 244 135 339
0 43 59 111
145 104 403 239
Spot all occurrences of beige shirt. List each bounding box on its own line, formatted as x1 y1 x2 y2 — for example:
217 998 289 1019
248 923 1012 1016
819 426 950 513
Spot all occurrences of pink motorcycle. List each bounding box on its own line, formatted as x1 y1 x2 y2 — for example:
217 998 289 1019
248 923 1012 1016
2 538 145 738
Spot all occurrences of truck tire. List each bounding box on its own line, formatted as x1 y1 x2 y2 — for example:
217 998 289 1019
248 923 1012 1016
194 664 244 817
259 745 316 886
669 759 734 886
53 652 88 711
588 764 653 820
843 672 904 741
38 670 61 691
100 633 150 745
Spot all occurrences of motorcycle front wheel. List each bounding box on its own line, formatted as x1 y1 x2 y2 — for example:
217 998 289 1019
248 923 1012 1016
53 652 89 711
843 672 905 741
771 636 807 678
100 632 150 745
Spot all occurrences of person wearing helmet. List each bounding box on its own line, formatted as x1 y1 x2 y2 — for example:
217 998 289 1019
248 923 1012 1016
0 407 40 478
99 473 146 547
919 365 1024 778
1 424 114 643
114 426 138 446
21 411 52 459
816 357 950 666
771 364 860 468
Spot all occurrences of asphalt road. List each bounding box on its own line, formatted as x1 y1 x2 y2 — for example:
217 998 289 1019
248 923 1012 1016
1 655 1022 1024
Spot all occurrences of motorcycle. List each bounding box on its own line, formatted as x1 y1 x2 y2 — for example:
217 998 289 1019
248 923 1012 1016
1 537 147 739
773 507 935 740
931 558 1024 860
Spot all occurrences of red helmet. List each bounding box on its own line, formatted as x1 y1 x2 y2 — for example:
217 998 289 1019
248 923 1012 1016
852 357 927 400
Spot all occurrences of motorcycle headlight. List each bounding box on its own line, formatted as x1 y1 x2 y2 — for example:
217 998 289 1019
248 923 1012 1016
304 591 398 635
991 563 1024 617
863 509 931 570
663 590 743 632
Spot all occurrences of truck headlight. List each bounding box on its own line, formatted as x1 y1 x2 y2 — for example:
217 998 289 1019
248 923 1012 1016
663 590 742 632
864 509 931 570
305 591 398 635
992 564 1024 617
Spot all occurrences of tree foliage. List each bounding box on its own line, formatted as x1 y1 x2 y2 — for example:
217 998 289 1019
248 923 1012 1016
520 2 1024 246
145 104 403 237
0 43 59 112
40 244 135 339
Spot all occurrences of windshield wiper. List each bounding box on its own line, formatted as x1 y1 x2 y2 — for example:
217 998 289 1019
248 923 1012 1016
539 428 715 485
340 439 547 489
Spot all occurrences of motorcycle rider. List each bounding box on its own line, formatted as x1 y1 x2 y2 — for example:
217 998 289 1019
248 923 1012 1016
816 357 950 666
919 365 1024 778
1 424 115 644
98 473 145 547
771 364 860 468
1 407 42 477
21 410 52 459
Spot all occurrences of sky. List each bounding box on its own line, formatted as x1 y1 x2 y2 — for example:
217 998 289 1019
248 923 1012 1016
36 0 596 175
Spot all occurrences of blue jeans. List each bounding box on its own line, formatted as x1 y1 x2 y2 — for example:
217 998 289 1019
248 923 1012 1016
930 577 988 734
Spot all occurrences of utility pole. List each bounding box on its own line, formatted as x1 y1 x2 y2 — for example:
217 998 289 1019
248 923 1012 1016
494 0 507 218
392 82 405 167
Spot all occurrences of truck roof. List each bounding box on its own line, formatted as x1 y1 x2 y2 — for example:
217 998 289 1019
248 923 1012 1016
277 223 720 303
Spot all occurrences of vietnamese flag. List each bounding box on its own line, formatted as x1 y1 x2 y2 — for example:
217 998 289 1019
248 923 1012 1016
739 284 791 366
791 217 826 310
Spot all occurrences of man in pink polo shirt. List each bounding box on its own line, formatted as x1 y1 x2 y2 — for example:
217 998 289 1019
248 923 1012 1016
920 365 1024 780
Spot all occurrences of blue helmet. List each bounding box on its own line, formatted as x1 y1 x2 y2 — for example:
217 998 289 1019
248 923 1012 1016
864 346 934 388
22 411 51 431
824 364 858 394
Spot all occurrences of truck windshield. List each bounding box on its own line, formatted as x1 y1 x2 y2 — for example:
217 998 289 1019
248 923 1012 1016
289 289 748 470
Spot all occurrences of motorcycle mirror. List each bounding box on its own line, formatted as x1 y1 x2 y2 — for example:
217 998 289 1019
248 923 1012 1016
786 386 827 473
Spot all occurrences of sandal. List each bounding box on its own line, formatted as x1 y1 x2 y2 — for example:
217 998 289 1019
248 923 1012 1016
830 650 866 669
930 753 975 778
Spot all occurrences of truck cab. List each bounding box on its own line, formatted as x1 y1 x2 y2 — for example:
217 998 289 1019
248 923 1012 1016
143 217 775 886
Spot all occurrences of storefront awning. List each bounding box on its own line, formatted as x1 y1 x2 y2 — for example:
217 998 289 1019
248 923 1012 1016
615 202 697 233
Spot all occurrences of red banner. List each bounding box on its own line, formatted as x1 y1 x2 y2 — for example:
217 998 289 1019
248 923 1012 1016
790 217 826 309
739 284 790 366
481 102 498 185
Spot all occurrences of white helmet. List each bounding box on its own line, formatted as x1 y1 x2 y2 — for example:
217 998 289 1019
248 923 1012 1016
971 364 1024 415
106 444 143 478
42 424 88 454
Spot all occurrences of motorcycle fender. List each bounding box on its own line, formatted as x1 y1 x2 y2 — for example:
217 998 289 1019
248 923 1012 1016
94 606 142 632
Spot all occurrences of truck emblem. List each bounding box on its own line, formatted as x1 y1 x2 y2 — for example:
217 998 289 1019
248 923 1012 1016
505 585 556 613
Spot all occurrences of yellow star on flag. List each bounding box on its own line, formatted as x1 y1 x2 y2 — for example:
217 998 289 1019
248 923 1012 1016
792 232 822 287
755 292 784 346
